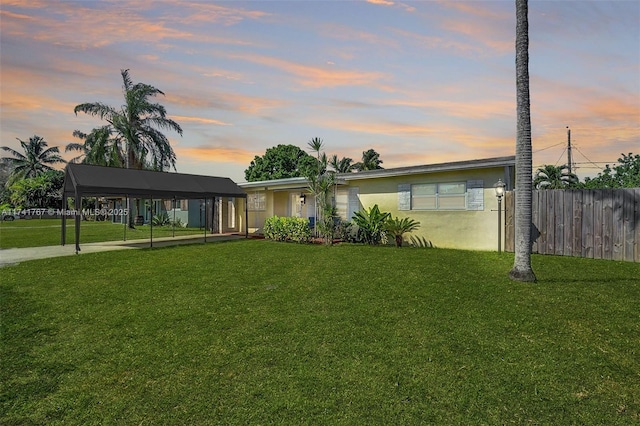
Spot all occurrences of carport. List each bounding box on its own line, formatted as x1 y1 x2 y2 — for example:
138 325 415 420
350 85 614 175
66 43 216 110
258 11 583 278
62 163 247 253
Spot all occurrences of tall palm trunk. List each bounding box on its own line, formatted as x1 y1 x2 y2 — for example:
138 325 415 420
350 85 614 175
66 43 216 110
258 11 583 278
510 0 537 282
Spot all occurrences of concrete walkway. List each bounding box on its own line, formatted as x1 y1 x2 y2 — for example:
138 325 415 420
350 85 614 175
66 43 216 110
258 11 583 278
0 234 244 268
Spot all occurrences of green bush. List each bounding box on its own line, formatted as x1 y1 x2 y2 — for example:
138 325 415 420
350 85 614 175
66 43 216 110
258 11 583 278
352 204 391 245
385 216 421 248
264 216 311 243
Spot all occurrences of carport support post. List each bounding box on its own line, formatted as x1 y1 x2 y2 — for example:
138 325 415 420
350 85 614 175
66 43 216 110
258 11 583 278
172 196 176 238
74 191 81 254
150 196 153 248
61 195 67 246
245 196 248 238
204 198 207 243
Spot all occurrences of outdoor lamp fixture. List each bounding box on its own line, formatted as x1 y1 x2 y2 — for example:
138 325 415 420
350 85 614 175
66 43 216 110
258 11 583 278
494 179 506 254
299 193 306 204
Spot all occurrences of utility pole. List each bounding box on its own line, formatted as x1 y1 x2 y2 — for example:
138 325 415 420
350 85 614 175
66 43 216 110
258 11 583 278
566 126 572 174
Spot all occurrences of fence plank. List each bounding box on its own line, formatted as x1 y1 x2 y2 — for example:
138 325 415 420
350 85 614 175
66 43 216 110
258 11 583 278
582 190 594 259
554 190 564 256
601 189 613 260
623 189 635 262
633 188 640 262
531 190 538 253
612 189 625 261
538 191 548 255
572 190 583 257
562 191 572 256
505 191 514 253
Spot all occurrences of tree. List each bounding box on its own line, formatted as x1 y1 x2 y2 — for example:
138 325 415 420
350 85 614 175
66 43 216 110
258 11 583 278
509 0 536 282
8 169 64 209
354 149 383 171
533 164 578 189
1 135 65 184
66 127 124 167
582 153 640 188
305 138 336 244
330 155 355 173
74 69 182 172
244 144 316 182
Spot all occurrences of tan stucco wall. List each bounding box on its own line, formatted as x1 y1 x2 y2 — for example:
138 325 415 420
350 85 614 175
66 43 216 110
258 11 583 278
242 165 511 250
349 167 508 251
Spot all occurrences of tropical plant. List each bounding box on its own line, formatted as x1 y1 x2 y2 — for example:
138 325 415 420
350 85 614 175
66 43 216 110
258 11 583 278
1 135 65 184
8 169 64 209
74 69 182 227
352 204 391 245
581 153 640 188
244 144 316 182
152 212 171 226
409 235 435 249
354 149 383 171
74 69 182 172
330 155 355 173
509 0 536 282
533 164 578 189
385 216 421 248
66 127 123 167
305 138 337 244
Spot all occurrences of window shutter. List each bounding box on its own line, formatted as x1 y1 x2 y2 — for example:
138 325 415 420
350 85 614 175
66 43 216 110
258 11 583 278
398 184 411 211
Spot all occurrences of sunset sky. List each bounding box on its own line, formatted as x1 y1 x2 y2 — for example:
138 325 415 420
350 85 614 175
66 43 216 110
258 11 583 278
1 0 638 182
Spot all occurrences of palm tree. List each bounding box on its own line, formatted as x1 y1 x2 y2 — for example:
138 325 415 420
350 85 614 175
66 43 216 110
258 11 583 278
306 137 336 242
533 164 578 189
385 216 420 248
354 149 383 171
74 69 182 171
330 155 355 173
66 127 124 167
509 0 536 282
1 135 65 184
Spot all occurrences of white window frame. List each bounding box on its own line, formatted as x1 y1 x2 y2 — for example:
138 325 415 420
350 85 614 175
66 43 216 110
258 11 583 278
247 193 266 211
411 182 467 210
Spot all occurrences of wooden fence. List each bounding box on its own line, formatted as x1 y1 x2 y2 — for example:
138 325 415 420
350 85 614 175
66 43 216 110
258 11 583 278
505 189 640 262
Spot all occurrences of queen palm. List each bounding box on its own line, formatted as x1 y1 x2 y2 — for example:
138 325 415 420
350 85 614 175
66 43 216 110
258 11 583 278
533 164 578 189
509 0 536 282
330 155 355 173
1 135 65 184
66 127 124 167
74 69 182 172
354 149 383 171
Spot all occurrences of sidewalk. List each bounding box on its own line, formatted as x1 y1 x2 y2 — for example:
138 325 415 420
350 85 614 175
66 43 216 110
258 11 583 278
0 234 244 268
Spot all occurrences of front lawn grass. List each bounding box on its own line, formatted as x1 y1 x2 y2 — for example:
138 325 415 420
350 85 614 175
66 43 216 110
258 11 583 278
0 219 205 249
1 240 639 424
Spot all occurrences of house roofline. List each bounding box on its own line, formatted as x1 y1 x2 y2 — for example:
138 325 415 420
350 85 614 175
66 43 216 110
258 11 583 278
238 156 515 189
338 155 516 180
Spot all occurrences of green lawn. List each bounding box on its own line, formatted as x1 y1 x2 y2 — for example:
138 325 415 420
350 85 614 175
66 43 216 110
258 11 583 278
0 218 206 249
1 240 639 424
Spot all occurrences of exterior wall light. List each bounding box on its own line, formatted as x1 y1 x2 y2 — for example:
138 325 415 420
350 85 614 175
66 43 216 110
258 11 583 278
495 179 506 253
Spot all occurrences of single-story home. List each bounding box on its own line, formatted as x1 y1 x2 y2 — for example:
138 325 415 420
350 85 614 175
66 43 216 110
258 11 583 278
239 156 515 251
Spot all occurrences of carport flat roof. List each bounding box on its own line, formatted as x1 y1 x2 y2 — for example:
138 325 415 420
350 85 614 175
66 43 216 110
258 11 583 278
64 163 247 199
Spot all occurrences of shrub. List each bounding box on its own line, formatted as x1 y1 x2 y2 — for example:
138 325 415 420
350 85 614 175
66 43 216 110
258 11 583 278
409 235 435 248
385 216 421 248
352 204 391 245
264 216 311 243
152 212 171 226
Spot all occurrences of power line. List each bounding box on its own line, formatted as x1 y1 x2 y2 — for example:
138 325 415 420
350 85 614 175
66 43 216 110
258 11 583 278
532 141 565 154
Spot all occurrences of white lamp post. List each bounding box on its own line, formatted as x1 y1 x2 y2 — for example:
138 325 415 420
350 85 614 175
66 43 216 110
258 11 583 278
495 179 506 254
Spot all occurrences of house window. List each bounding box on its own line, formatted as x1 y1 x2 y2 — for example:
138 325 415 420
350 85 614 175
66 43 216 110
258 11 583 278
247 193 266 211
411 182 466 210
